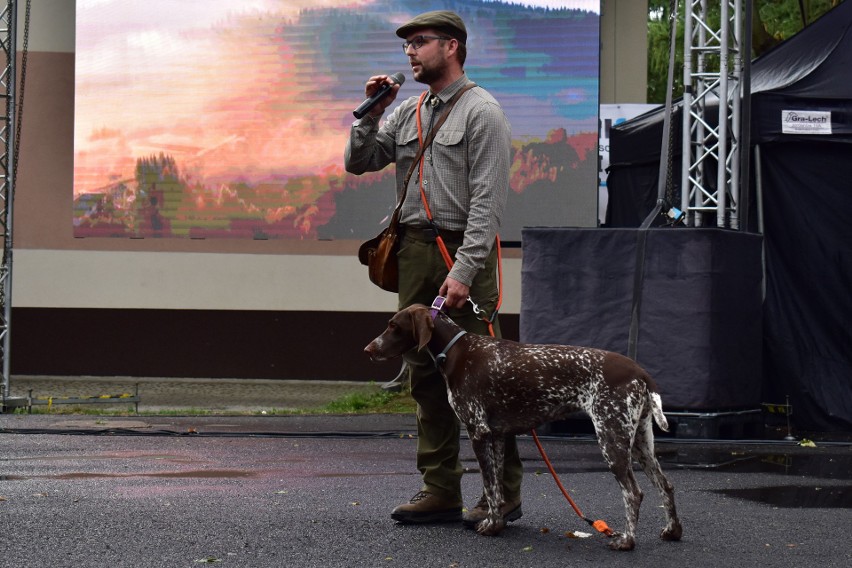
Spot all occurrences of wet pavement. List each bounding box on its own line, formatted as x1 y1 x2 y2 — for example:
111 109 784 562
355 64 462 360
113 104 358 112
2 377 852 566
1 409 851 568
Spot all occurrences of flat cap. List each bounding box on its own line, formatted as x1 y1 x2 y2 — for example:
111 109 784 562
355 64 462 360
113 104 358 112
396 10 467 45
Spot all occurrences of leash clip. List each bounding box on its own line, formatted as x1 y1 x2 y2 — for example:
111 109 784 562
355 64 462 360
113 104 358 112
467 296 481 315
467 296 498 323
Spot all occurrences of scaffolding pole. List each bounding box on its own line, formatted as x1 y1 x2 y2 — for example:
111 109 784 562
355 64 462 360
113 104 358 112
0 0 15 401
681 0 744 229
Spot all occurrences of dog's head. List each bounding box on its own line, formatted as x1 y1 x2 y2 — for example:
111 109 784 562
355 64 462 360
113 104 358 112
364 304 434 361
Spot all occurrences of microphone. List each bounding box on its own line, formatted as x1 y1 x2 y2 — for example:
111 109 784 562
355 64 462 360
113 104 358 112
353 72 405 119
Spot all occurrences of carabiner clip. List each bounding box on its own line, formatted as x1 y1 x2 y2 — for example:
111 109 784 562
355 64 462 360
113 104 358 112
467 296 499 324
467 296 481 316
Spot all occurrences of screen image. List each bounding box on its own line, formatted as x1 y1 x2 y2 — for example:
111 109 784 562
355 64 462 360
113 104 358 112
73 0 601 241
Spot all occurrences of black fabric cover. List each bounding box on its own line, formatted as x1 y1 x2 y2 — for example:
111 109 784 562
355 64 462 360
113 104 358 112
520 228 763 411
760 142 852 431
605 4 852 431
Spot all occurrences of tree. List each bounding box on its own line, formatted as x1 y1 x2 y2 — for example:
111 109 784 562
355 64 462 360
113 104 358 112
647 0 845 103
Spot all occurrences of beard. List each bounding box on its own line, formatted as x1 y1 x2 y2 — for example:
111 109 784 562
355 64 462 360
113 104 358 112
412 59 446 85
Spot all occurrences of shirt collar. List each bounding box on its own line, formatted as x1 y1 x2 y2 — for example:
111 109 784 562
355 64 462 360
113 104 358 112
428 73 471 107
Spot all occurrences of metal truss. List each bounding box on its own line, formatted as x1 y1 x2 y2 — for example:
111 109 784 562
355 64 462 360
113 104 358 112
681 0 744 228
0 0 15 401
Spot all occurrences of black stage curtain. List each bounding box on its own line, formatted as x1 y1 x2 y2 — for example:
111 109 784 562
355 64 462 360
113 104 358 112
521 228 763 411
760 141 852 431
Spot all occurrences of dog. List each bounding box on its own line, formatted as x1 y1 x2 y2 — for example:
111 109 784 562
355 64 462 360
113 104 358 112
365 303 683 551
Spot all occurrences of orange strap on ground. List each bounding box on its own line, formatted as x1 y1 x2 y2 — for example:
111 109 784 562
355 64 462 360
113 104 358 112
531 429 614 536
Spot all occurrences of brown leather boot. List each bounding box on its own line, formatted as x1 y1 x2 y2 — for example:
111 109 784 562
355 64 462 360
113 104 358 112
391 491 462 524
462 494 523 528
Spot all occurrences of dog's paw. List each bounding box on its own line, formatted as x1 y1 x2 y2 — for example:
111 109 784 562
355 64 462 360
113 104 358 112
608 533 635 551
475 516 506 536
660 521 683 541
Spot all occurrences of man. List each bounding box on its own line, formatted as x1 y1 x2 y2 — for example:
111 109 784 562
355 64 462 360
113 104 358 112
344 10 523 528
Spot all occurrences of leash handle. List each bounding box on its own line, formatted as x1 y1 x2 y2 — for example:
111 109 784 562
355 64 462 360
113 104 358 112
429 296 447 320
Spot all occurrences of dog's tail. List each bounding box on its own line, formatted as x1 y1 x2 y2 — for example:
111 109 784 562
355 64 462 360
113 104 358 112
649 392 669 432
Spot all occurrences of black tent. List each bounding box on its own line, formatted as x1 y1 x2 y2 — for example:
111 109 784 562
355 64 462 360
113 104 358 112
606 3 852 431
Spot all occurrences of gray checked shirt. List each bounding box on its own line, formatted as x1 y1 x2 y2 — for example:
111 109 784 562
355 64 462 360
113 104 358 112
344 74 511 286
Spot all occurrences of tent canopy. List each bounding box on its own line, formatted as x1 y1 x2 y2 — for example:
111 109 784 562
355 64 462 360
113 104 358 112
610 0 852 160
606 3 852 431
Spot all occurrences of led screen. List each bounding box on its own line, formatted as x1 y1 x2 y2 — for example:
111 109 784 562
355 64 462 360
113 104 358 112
73 0 600 241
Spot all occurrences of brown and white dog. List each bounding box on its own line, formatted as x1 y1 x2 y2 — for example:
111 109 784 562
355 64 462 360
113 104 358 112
365 303 683 551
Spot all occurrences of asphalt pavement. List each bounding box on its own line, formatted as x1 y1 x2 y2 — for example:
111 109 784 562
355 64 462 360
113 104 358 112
1 377 851 567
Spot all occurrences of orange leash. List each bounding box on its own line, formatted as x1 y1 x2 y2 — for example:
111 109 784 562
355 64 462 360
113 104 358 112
531 430 615 536
415 90 501 333
416 92 611 536
429 227 612 536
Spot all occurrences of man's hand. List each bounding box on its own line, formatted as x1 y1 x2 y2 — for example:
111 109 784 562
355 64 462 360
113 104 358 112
364 75 401 118
440 277 470 309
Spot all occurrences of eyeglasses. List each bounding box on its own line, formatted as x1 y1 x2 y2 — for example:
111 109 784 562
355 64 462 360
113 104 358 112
402 35 451 53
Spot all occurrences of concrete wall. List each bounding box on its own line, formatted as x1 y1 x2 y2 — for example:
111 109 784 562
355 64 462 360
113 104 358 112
600 0 649 104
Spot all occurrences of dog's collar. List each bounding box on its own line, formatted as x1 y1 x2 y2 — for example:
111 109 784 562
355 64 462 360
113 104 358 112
429 296 447 320
435 330 467 367
429 296 466 366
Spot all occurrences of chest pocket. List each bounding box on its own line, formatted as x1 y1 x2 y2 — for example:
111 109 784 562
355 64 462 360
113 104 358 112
434 128 464 148
431 128 466 172
396 124 419 149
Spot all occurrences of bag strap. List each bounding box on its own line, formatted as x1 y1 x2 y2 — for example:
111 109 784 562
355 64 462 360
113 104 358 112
414 84 503 334
389 83 477 222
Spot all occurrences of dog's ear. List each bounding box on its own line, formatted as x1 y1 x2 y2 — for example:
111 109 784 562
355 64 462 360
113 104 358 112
411 308 434 351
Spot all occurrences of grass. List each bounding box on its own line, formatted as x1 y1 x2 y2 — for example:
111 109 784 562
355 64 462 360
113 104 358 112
321 389 415 414
6 388 417 417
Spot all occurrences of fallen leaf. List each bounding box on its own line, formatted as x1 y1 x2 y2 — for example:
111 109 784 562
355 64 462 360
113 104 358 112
522 545 533 552
540 527 550 534
565 531 593 539
350 501 361 506
194 557 222 563
799 439 817 448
